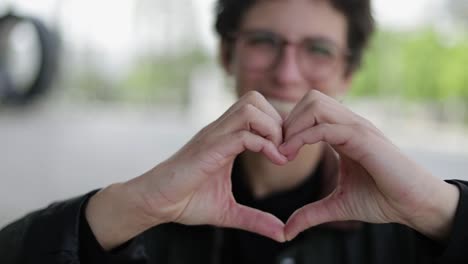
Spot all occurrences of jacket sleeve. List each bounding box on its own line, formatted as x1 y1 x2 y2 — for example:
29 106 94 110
79 195 150 264
432 180 468 263
0 190 149 264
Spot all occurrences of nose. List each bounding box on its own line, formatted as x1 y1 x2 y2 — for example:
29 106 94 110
272 44 304 86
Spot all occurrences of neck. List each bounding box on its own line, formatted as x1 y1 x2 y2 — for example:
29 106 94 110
241 143 324 199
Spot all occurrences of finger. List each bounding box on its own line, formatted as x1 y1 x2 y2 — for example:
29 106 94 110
282 90 317 129
280 124 355 160
284 93 356 141
284 195 347 241
224 91 283 125
283 90 385 142
216 131 288 166
283 90 334 130
223 203 286 242
219 103 284 146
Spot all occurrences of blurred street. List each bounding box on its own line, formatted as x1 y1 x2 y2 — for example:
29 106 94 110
1 101 467 228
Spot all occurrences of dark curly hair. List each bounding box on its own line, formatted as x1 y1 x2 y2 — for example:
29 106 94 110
214 0 374 74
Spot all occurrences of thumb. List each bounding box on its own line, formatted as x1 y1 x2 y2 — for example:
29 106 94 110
284 194 348 241
222 203 285 242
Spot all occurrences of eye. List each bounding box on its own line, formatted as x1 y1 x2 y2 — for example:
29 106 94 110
304 41 334 58
245 32 279 49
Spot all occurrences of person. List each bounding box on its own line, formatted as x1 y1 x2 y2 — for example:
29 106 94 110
1 0 467 263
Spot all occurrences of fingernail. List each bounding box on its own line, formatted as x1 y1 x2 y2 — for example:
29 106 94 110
278 232 286 243
277 157 286 165
285 232 295 242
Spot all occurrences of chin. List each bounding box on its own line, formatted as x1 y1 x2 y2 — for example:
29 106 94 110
266 97 298 119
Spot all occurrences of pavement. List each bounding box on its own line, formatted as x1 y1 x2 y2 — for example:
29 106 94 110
1 100 467 228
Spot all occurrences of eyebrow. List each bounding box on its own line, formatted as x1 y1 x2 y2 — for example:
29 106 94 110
240 28 340 47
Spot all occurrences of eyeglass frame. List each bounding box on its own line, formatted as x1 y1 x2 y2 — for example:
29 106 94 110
227 29 352 80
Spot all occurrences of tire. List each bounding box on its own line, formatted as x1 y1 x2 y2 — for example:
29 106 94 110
0 12 59 105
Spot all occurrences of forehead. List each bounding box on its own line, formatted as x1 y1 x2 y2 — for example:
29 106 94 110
239 0 347 45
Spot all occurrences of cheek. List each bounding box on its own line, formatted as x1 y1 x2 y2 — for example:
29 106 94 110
230 54 252 97
310 77 347 98
231 47 272 97
233 68 266 97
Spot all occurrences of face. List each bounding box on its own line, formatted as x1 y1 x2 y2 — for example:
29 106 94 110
222 0 352 115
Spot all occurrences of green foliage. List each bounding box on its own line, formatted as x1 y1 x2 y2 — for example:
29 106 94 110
117 48 210 104
437 42 468 100
69 67 119 101
73 29 467 107
71 48 210 104
351 29 468 103
400 31 443 100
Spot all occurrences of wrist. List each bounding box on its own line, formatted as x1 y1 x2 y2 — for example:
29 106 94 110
130 160 192 225
407 181 460 242
85 181 162 250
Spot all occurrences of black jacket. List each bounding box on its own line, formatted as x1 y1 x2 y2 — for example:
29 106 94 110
1 156 468 264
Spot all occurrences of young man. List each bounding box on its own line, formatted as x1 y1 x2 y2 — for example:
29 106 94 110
1 0 468 263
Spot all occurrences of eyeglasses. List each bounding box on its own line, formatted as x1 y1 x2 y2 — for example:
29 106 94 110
232 30 350 80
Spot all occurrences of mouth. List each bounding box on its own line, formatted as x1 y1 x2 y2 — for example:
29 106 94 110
266 97 297 118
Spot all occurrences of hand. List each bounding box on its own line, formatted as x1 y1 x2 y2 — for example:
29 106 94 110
86 91 288 250
131 91 287 241
280 90 460 242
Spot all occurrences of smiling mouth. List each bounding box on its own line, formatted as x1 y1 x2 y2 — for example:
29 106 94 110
266 97 297 118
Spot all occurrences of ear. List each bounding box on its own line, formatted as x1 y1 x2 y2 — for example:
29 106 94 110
219 40 234 75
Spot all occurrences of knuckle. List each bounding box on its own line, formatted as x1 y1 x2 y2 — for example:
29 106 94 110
306 89 320 100
244 90 265 104
236 130 250 141
264 140 274 150
353 123 371 137
353 113 370 125
319 123 331 132
305 99 321 115
272 124 282 139
239 104 256 118
314 125 327 139
246 90 263 100
363 118 379 131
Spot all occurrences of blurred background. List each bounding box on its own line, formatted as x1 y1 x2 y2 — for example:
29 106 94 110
0 0 467 228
